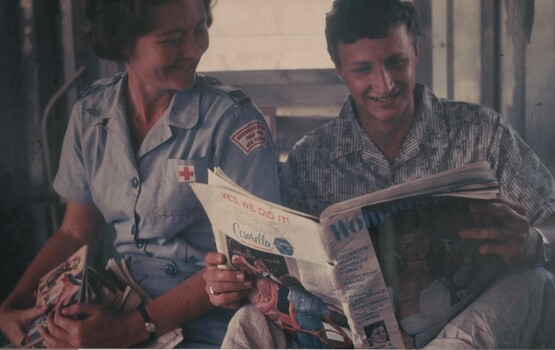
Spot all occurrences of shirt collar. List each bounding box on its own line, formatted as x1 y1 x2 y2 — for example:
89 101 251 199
166 76 201 129
330 97 367 160
330 83 447 161
94 72 128 137
91 71 202 131
413 84 448 149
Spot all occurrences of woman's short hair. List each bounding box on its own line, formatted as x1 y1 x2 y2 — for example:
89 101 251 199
82 0 214 62
325 0 419 67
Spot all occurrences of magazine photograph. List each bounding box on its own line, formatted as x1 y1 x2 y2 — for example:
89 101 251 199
363 197 504 348
225 236 354 348
35 245 88 309
20 245 183 349
22 245 88 348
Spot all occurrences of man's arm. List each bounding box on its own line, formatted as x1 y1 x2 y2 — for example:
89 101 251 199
527 214 555 267
460 198 555 265
479 114 555 264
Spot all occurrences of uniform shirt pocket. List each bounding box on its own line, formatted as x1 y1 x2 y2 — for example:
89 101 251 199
155 157 209 217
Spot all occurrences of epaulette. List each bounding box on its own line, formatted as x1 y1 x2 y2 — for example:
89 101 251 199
203 75 252 107
78 72 123 100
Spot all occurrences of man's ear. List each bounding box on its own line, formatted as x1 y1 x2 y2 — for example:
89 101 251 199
414 38 420 62
335 65 344 81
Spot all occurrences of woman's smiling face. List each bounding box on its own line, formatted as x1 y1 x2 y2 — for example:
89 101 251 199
127 0 209 92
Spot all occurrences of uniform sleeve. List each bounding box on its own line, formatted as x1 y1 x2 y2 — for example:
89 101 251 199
212 103 281 204
52 103 94 204
488 116 555 224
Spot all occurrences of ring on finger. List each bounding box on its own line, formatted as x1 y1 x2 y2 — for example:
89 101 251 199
209 285 220 296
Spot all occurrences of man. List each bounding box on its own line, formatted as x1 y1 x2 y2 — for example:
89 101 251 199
204 0 555 348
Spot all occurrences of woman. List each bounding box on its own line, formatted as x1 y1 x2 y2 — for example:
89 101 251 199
394 224 451 342
0 0 279 347
378 210 452 348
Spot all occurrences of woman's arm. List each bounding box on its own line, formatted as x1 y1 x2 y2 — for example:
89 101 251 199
42 268 214 348
204 252 253 309
0 201 104 346
32 202 216 348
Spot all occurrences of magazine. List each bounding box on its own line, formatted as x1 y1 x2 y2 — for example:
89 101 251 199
22 245 88 348
22 245 183 348
190 161 502 349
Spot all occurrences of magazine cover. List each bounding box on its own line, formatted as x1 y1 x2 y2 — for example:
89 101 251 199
21 245 183 349
35 245 88 308
192 178 400 348
22 245 88 348
362 196 504 348
224 236 354 348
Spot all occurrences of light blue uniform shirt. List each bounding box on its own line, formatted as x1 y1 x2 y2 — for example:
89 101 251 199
53 72 280 347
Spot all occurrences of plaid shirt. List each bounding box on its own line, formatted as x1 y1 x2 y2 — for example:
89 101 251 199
280 84 555 224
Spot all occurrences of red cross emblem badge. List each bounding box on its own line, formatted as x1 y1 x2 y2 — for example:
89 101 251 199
178 165 196 182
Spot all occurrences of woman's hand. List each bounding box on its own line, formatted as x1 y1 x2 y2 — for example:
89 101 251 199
203 252 253 309
40 304 129 348
0 302 49 347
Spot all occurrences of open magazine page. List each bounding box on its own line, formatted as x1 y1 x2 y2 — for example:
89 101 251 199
191 181 356 348
192 163 501 349
321 161 498 218
323 195 504 348
210 167 319 221
321 211 404 349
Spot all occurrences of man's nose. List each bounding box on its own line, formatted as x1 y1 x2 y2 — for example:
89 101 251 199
372 66 395 95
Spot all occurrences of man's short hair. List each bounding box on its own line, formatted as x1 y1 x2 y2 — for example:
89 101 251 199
325 0 420 66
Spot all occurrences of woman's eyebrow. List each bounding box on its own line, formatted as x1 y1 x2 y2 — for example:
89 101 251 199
156 18 207 37
156 28 182 37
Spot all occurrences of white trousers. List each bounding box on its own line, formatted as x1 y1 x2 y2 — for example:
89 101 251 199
223 267 555 349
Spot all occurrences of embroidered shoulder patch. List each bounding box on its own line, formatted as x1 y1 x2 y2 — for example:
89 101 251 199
230 120 268 155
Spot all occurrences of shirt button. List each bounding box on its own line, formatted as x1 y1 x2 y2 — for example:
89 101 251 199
135 240 144 249
164 264 177 276
131 224 137 236
131 177 139 188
